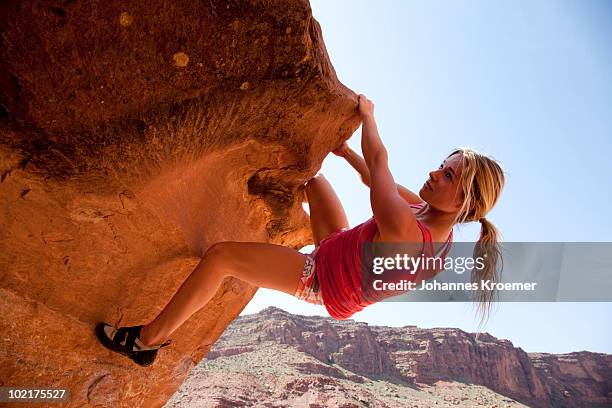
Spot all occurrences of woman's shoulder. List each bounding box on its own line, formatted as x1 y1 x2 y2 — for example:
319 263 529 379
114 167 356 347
406 201 452 242
407 201 430 239
416 220 453 246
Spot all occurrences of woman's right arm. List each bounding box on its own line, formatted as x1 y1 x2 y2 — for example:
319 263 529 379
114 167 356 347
335 144 425 205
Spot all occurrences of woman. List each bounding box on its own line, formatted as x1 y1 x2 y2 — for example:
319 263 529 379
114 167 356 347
96 95 505 367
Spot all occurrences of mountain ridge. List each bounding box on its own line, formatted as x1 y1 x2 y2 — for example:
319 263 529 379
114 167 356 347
165 306 611 407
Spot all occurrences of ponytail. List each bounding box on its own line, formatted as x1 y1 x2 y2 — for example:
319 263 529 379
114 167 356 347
472 217 504 328
445 147 506 329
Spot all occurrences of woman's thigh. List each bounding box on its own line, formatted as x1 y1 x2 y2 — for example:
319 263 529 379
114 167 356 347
208 241 308 296
305 174 349 246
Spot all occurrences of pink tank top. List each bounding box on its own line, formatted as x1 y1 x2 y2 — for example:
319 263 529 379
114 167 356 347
315 203 453 320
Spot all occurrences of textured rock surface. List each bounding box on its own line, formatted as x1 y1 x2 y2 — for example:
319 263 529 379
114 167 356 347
0 1 359 406
168 307 612 408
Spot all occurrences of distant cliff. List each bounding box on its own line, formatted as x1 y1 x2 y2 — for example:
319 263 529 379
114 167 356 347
166 307 611 408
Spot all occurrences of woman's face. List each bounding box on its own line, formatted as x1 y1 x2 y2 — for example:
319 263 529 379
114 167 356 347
419 154 465 212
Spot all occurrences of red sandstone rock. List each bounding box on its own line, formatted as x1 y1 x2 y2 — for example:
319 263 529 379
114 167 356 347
0 1 360 406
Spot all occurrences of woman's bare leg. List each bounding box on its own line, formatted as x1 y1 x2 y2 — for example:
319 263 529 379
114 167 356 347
139 242 306 346
305 173 350 245
139 174 348 346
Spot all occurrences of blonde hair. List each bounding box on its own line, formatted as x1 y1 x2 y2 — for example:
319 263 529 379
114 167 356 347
447 147 505 327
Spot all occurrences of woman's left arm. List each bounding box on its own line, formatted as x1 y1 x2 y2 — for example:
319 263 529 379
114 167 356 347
369 149 420 242
358 96 420 241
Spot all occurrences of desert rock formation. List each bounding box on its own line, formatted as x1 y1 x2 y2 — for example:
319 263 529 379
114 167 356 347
0 1 360 406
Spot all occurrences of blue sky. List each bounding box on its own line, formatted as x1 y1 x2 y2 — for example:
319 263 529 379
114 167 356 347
242 1 612 353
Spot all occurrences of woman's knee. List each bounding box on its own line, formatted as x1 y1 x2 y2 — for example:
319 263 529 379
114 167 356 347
204 242 231 270
305 174 333 200
305 172 326 187
204 242 244 278
205 242 227 256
